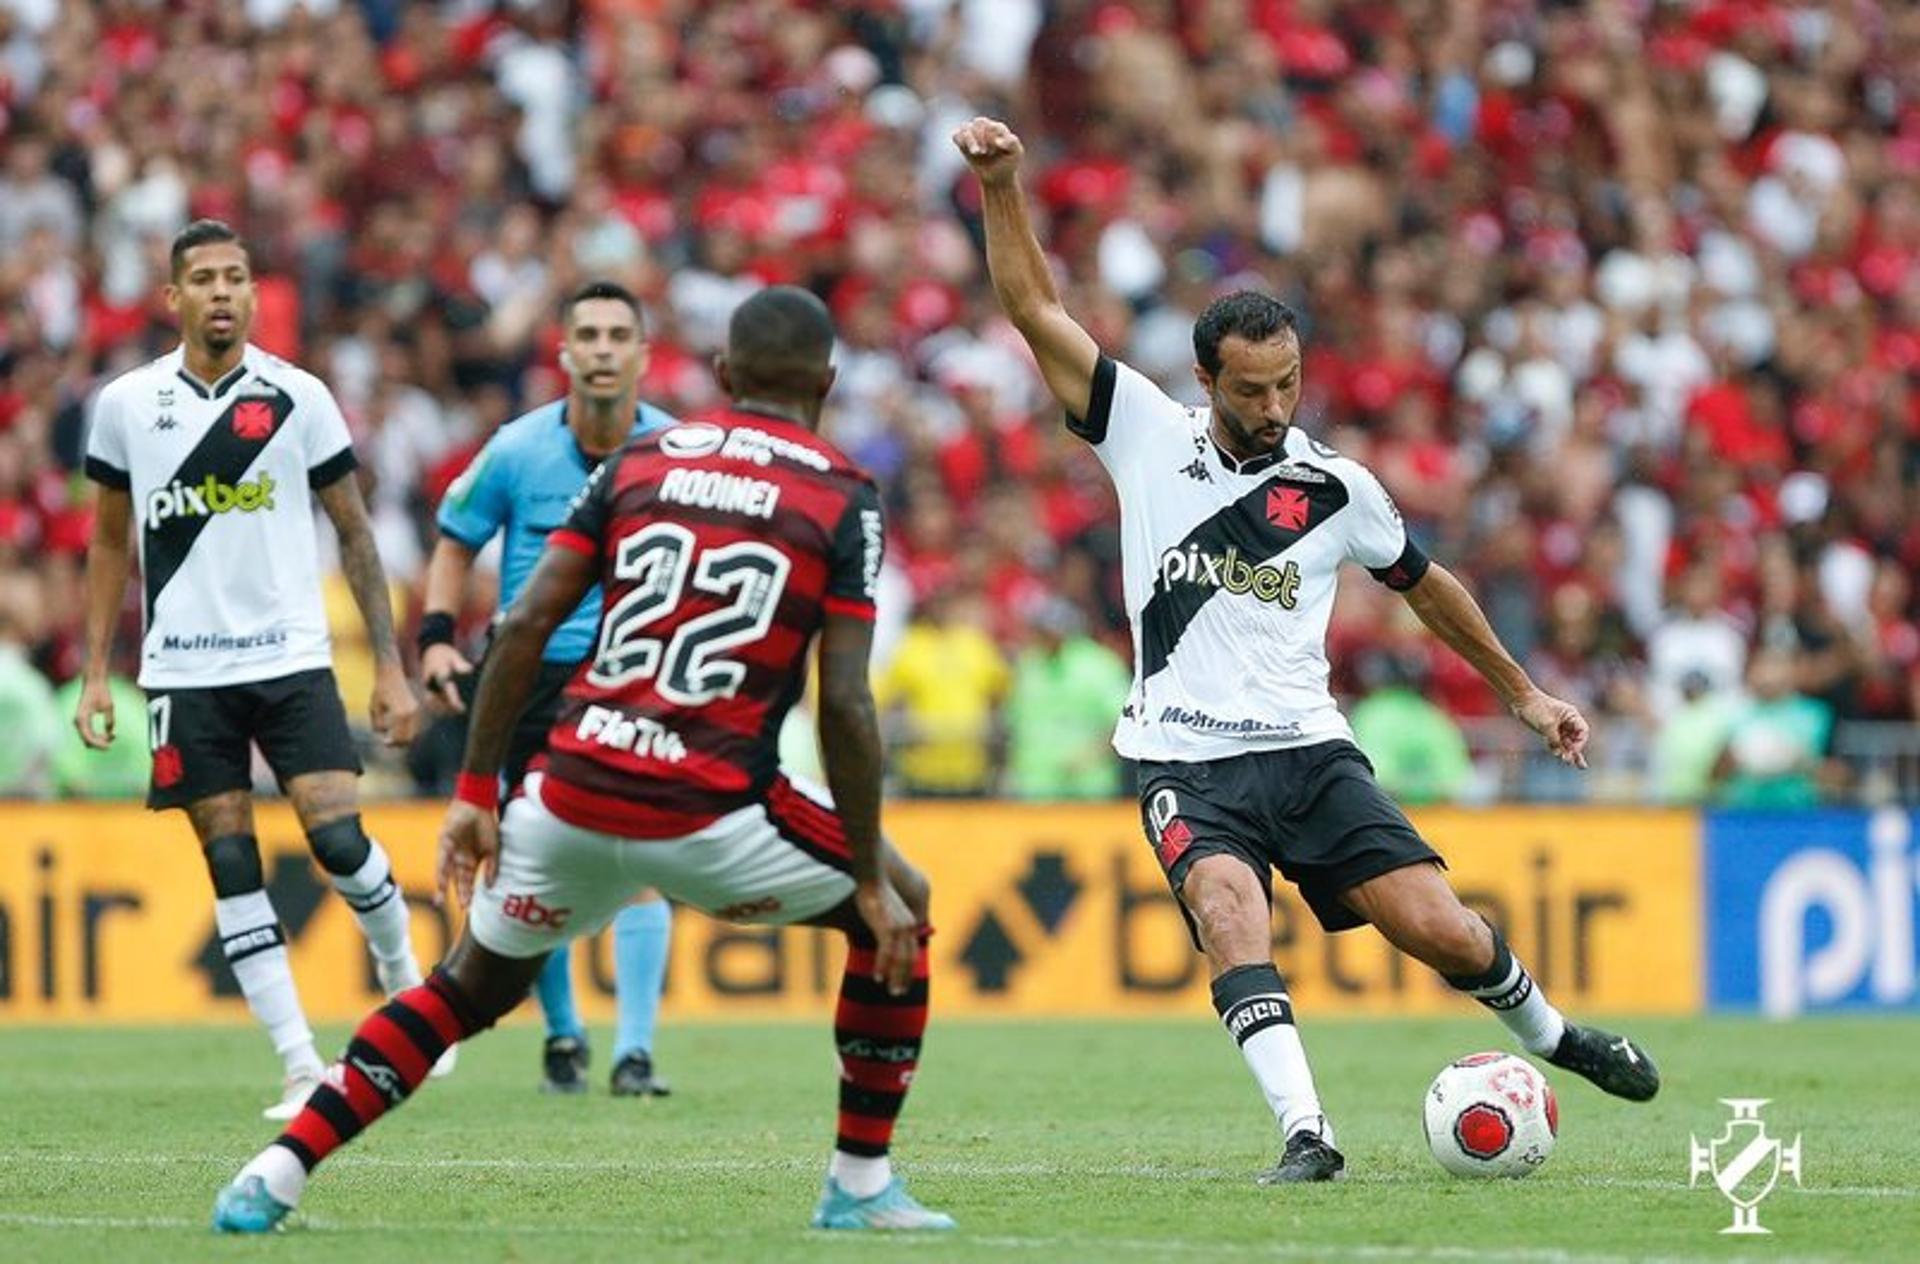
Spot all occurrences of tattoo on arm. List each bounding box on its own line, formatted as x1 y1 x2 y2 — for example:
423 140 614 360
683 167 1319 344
318 478 399 664
342 525 398 663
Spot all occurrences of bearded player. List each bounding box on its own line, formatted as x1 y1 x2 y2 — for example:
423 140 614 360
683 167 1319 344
956 117 1658 1184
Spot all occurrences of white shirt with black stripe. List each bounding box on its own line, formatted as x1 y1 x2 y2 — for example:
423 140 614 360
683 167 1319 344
1070 356 1428 764
84 344 359 689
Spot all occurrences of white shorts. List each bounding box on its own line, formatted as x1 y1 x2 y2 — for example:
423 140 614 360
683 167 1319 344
468 773 857 959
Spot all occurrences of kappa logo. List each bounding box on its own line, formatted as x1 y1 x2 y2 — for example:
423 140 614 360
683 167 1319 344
1178 459 1212 483
1266 486 1310 531
660 422 727 459
231 400 275 440
858 508 884 598
349 1054 406 1105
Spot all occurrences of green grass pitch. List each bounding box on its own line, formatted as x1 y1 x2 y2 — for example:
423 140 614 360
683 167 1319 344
1 1016 1914 1262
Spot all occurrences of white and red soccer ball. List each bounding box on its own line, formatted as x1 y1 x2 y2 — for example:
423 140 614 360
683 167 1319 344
1423 1052 1558 1178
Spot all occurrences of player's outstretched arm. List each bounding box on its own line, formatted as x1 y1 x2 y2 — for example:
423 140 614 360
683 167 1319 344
318 474 421 747
953 117 1102 420
74 486 133 750
817 612 917 995
417 536 479 714
1401 564 1590 769
462 543 596 785
439 543 597 907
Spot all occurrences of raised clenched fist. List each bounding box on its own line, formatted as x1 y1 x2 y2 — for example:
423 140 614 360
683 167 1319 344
952 117 1025 187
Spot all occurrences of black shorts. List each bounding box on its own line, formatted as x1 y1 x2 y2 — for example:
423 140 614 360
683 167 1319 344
458 655 578 797
1138 740 1444 936
144 668 362 810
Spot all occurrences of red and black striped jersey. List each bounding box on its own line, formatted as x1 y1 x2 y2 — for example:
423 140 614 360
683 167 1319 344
538 407 884 838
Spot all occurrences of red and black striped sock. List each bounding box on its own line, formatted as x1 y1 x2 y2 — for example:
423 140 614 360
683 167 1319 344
276 968 485 1172
833 934 930 1159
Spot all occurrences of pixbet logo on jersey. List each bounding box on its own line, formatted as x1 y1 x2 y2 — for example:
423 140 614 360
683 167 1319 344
144 472 277 528
1156 545 1302 608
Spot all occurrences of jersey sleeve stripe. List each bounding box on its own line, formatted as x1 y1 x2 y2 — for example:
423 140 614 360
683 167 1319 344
547 528 597 557
308 446 359 490
435 520 493 550
1064 354 1118 444
822 595 877 621
84 456 131 489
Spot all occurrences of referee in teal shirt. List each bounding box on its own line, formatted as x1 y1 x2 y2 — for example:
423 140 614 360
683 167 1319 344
418 281 675 1097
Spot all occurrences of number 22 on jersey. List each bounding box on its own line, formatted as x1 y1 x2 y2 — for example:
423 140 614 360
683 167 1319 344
587 522 792 706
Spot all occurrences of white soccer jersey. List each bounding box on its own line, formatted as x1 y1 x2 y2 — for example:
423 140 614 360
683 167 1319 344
84 344 359 689
1072 356 1428 763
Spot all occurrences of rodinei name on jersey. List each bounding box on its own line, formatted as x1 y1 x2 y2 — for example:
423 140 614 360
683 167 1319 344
536 409 884 838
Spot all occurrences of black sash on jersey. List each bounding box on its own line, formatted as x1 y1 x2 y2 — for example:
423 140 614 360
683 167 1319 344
1137 470 1350 680
143 389 295 620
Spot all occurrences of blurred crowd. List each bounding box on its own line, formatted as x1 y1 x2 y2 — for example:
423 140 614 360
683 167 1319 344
1 0 1917 806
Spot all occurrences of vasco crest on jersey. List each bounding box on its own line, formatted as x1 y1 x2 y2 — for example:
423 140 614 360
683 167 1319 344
226 393 290 442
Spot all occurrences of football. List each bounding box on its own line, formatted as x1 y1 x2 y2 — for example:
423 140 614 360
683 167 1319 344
1423 1052 1559 1178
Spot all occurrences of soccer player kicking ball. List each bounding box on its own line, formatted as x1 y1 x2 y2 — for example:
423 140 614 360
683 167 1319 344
214 287 954 1233
419 281 676 1098
76 220 447 1121
954 118 1659 1184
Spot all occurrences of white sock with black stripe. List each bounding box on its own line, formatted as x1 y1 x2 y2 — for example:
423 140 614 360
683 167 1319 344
215 891 323 1077
1211 963 1332 1144
328 838 420 991
1444 919 1566 1055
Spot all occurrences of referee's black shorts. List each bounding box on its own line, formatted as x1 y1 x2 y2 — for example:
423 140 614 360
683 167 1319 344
457 655 579 798
1137 739 1444 939
144 668 361 811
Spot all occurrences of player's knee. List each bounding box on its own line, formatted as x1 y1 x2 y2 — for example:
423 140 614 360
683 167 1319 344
202 833 264 898
306 814 373 877
1183 861 1266 946
1400 903 1491 977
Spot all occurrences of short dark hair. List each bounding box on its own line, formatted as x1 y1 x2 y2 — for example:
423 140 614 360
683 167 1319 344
1193 290 1298 377
562 280 643 332
170 219 246 279
726 286 835 397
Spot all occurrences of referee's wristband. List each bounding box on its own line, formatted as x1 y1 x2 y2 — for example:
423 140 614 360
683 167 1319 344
417 611 458 654
453 771 499 812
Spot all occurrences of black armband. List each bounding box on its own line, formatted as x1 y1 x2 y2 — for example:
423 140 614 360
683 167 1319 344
1367 539 1431 592
1064 355 1118 444
416 611 458 653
